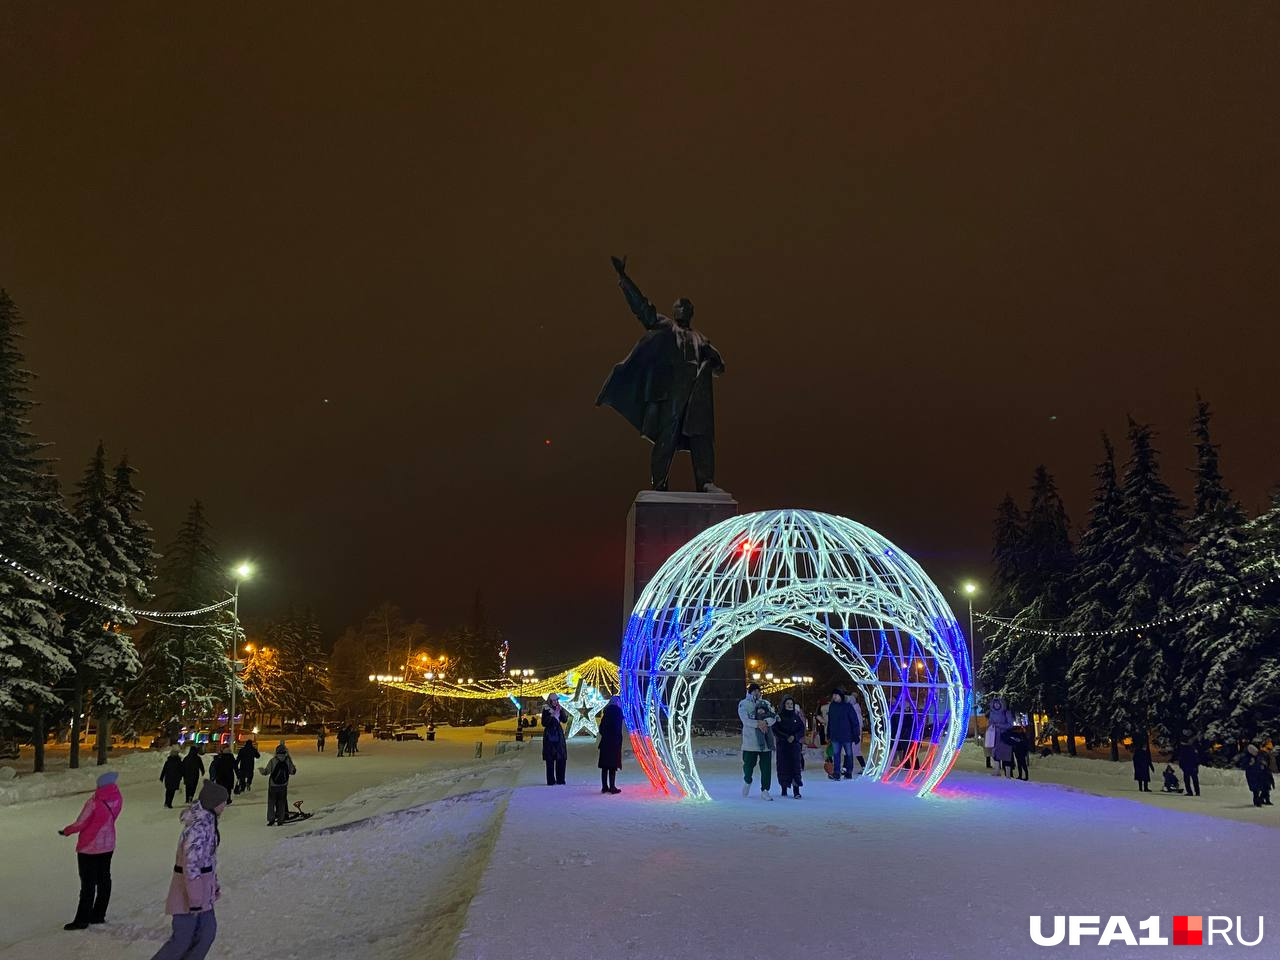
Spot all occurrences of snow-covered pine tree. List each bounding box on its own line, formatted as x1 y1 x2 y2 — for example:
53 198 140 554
1003 466 1074 748
132 501 233 737
1101 419 1185 752
106 453 156 753
1171 397 1246 745
1066 435 1125 756
976 494 1027 700
1210 492 1280 744
69 442 143 767
269 608 332 727
0 289 79 768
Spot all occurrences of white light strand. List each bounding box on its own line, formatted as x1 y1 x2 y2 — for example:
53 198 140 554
975 571 1280 639
0 550 234 619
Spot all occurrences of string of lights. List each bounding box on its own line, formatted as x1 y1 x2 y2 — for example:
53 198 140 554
974 569 1280 639
375 656 620 701
0 550 235 619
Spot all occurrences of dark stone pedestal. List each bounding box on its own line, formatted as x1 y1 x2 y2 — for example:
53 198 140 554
623 489 739 624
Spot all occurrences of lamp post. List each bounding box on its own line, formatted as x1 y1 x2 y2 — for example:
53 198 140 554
510 669 534 741
227 562 253 747
963 581 979 738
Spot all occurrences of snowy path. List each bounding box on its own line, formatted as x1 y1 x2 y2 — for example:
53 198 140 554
0 732 525 960
454 741 1277 960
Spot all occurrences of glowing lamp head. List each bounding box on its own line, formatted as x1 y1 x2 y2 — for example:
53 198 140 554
234 562 253 580
963 582 978 596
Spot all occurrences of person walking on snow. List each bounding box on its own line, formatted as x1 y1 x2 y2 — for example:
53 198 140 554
161 747 184 808
59 770 123 930
597 694 625 794
181 744 205 804
1002 726 1031 780
738 683 776 800
986 697 1016 778
234 739 259 794
1132 742 1155 792
1178 734 1202 797
542 693 569 786
260 742 296 826
1245 745 1274 807
844 696 866 776
149 780 227 960
208 743 236 805
825 688 860 781
773 696 806 798
316 728 326 752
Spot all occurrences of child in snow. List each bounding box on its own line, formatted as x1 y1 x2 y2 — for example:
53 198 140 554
1132 742 1155 793
59 770 123 930
150 780 227 960
1245 745 1274 807
1161 764 1183 794
1003 726 1031 780
753 700 777 752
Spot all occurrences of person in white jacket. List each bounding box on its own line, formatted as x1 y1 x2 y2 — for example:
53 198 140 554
738 683 775 801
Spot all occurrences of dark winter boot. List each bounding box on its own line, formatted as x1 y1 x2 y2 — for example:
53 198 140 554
793 786 802 799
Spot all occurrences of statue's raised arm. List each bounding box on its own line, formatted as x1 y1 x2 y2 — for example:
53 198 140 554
611 255 660 330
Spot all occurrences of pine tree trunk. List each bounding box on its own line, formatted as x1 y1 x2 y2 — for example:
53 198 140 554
1109 728 1120 762
96 707 110 765
1065 706 1077 757
33 711 46 774
1027 711 1038 746
68 675 84 770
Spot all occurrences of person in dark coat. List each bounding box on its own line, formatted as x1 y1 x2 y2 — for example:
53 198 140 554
1161 764 1183 793
208 743 236 805
180 744 205 804
235 739 260 794
336 724 348 757
1132 742 1155 792
260 742 297 826
1002 726 1031 780
316 728 326 752
773 696 806 798
1177 736 1202 797
597 695 625 794
541 693 569 786
1244 745 1274 807
595 257 727 492
825 689 860 781
160 748 184 808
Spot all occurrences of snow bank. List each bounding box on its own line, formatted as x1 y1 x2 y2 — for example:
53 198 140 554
0 750 159 806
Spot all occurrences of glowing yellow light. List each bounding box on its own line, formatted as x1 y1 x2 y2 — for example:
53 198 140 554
963 582 977 596
235 562 253 580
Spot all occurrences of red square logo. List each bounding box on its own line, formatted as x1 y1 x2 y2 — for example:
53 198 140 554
1173 916 1203 946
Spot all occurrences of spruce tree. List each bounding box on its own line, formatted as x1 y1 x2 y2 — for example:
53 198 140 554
1172 397 1246 743
1103 419 1185 749
976 494 1026 699
132 501 232 736
0 290 76 763
69 443 143 766
1067 435 1125 755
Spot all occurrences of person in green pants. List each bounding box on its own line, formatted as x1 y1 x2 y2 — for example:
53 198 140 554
738 683 776 801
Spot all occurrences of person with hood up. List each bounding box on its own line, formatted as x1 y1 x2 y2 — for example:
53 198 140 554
773 696 806 798
986 696 1016 778
260 742 297 826
1244 745 1274 807
1132 741 1155 792
825 688 860 782
1161 763 1183 793
161 747 184 808
737 683 776 800
541 693 569 786
149 780 227 960
59 770 124 930
181 743 205 803
234 739 259 794
597 694 625 794
207 743 236 805
1177 734 1202 797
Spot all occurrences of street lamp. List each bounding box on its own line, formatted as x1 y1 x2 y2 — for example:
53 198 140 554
510 668 534 741
227 562 253 747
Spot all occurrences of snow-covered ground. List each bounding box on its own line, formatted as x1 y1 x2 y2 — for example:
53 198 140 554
0 730 525 960
1 733 1275 959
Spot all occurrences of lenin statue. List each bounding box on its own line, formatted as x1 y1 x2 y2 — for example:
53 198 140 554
596 256 726 492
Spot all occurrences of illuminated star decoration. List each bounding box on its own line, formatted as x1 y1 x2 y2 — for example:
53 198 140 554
559 676 608 738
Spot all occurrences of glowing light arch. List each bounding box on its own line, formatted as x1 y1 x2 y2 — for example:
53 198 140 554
620 510 972 800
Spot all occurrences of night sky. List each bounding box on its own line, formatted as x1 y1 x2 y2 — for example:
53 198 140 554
2 5 1277 664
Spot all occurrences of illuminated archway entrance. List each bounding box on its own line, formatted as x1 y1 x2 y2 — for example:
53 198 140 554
620 510 972 799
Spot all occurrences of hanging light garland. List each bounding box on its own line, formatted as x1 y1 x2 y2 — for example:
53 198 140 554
0 549 235 619
975 570 1280 639
376 656 620 701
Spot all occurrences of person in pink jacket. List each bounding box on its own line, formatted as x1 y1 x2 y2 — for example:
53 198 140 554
149 780 227 960
59 770 124 930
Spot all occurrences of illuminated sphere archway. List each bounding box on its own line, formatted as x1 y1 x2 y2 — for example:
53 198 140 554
620 510 972 800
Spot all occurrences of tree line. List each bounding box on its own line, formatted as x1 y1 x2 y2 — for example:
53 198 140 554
980 399 1280 762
